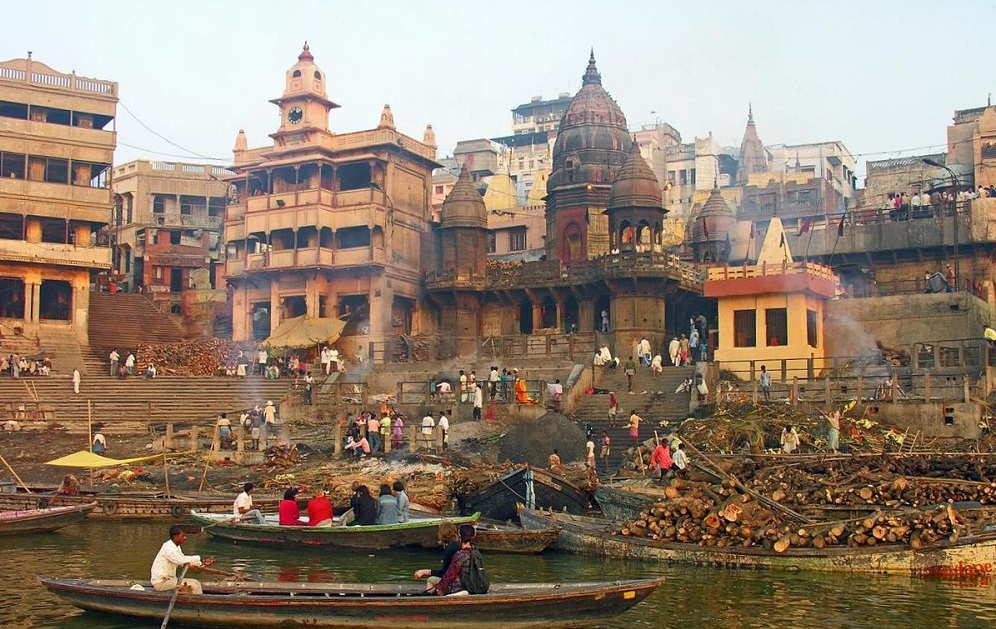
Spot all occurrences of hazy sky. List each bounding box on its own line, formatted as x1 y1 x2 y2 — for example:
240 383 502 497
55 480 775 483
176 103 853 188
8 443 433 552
7 1 993 181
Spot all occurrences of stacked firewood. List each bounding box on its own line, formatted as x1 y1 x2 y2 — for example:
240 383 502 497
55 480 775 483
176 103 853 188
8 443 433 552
136 338 245 376
612 480 995 550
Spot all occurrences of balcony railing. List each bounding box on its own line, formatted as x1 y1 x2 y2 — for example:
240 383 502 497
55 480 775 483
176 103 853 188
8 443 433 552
0 238 111 269
153 213 223 229
244 247 337 272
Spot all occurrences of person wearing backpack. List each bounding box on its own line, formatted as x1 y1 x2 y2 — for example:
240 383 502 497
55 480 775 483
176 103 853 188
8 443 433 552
423 524 489 596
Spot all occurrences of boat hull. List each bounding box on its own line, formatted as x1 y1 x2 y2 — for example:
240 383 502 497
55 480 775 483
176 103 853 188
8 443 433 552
0 502 96 535
190 512 481 550
38 577 663 629
459 467 590 522
519 508 996 577
0 492 278 520
473 524 560 554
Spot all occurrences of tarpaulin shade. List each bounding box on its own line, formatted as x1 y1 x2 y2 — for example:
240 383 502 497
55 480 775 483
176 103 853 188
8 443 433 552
45 450 196 468
261 315 347 350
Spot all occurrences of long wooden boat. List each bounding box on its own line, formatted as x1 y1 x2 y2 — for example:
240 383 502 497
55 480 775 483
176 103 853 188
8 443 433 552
39 576 662 629
519 508 996 577
458 467 590 523
0 490 279 520
189 511 481 550
473 520 560 554
0 502 96 535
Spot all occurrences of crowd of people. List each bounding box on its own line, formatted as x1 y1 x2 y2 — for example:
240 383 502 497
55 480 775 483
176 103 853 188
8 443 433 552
0 353 52 378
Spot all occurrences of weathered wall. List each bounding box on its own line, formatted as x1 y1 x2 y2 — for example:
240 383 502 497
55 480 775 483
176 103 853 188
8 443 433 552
872 401 980 440
825 292 991 357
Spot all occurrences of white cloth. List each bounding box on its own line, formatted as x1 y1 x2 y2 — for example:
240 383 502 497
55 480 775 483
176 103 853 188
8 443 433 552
673 449 688 470
421 414 435 435
437 415 449 432
233 491 253 517
473 387 483 408
125 354 135 368
150 539 202 588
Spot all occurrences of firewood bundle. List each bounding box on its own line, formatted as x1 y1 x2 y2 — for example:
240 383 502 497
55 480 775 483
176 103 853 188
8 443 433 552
136 338 245 376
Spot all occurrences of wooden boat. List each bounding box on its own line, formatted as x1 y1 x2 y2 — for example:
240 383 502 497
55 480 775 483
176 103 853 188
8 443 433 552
519 508 996 577
39 576 662 629
189 511 481 550
0 490 279 520
458 467 590 523
0 502 96 536
473 520 560 554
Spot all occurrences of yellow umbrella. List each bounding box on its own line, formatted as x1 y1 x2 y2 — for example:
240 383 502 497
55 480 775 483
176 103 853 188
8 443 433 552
45 450 195 468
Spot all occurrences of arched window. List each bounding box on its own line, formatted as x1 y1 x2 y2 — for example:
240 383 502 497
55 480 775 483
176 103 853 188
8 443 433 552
314 71 322 80
563 222 584 262
292 70 302 78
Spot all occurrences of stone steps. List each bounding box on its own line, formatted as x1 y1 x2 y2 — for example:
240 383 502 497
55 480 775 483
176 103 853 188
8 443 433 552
87 292 191 355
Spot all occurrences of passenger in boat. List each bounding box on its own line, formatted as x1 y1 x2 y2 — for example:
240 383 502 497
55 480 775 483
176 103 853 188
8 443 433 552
376 483 400 525
414 522 461 590
278 487 307 525
233 482 266 524
428 524 479 596
307 488 334 526
151 525 214 595
57 474 82 496
351 485 379 525
393 480 410 522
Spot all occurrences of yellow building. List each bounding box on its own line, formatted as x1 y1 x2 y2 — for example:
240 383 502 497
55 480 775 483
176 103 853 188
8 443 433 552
705 218 839 372
222 45 439 348
0 55 117 344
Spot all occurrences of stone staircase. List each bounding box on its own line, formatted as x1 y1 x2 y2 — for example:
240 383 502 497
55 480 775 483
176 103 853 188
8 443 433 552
0 370 293 435
38 327 87 376
87 292 192 356
570 364 697 473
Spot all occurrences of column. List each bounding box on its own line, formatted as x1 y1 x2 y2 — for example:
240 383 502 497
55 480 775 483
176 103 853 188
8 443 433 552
269 281 281 335
531 302 542 333
555 300 564 332
29 281 41 323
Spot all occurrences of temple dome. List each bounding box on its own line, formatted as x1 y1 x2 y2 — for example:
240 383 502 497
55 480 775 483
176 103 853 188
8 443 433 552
440 168 487 229
548 51 632 192
609 143 663 210
691 186 736 245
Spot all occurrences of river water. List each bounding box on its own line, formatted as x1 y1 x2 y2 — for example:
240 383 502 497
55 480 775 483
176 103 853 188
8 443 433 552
3 520 994 628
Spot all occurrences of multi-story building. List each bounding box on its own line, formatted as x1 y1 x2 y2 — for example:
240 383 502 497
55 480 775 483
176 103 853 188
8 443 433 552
0 55 117 343
111 160 230 315
222 44 439 347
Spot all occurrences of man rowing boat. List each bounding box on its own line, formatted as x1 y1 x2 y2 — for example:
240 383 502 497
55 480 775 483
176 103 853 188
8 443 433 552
151 525 214 595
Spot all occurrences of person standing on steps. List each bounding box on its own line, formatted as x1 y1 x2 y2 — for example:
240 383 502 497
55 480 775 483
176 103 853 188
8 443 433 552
600 430 611 473
623 356 637 393
607 391 618 428
627 411 642 446
108 348 119 377
72 368 81 395
125 351 136 377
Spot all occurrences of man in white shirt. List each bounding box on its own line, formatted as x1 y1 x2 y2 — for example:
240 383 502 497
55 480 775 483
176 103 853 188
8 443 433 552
108 349 119 377
125 352 136 376
329 348 339 372
672 443 689 478
233 482 266 524
320 347 330 375
437 411 450 449
420 412 435 450
488 367 500 401
256 348 268 375
151 525 213 595
472 384 484 420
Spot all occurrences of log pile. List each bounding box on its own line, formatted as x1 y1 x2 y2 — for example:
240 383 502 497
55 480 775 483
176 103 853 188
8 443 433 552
137 338 245 376
612 477 996 550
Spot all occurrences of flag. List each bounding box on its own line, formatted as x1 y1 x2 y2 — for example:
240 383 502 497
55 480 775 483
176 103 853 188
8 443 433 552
779 233 785 248
798 217 812 235
837 213 846 237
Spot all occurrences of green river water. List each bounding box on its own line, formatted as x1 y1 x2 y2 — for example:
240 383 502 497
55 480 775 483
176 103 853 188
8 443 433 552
2 520 994 628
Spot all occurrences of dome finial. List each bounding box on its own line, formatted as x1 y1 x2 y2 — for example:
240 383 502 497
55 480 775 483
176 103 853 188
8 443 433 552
747 102 754 124
378 103 395 130
582 49 601 86
298 41 314 62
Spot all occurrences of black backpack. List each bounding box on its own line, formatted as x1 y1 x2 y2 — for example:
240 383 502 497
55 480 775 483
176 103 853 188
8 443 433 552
460 549 490 594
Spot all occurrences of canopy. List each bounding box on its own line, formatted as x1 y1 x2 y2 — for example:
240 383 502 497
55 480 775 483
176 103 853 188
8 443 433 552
45 450 195 468
262 315 346 350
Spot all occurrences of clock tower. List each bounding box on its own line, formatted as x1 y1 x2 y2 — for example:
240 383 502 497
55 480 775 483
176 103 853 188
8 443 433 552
269 42 339 134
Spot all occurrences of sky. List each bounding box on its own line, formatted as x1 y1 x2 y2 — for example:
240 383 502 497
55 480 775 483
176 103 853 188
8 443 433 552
6 0 994 181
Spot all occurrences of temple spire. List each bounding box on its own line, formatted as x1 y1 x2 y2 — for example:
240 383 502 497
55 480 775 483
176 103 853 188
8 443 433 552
582 49 601 86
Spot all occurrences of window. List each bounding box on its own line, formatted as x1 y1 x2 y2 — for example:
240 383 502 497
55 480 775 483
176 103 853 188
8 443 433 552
153 196 166 214
807 309 818 348
766 308 788 346
487 232 496 254
434 185 444 195
679 170 687 185
667 170 676 185
169 230 181 245
508 228 527 252
690 168 697 185
733 309 756 347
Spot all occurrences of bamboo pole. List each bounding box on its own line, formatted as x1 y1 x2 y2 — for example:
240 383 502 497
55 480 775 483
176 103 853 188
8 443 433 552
198 457 210 492
87 400 94 486
163 452 170 497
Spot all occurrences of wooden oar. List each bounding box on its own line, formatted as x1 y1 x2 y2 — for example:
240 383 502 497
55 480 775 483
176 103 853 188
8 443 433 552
160 563 188 629
0 452 32 494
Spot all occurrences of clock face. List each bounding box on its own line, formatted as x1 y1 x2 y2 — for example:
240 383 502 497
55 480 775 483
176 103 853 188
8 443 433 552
288 107 303 124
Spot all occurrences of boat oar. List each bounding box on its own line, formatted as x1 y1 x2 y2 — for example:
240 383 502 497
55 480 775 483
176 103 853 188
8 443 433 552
192 564 252 582
160 563 189 629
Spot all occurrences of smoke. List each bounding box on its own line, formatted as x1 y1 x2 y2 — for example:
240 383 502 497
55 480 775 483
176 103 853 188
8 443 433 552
826 311 878 360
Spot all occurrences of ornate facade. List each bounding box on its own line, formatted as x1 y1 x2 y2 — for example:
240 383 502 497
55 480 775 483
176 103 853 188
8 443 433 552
222 44 439 348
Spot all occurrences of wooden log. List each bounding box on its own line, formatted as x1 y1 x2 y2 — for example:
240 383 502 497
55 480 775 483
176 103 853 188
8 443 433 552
773 536 791 553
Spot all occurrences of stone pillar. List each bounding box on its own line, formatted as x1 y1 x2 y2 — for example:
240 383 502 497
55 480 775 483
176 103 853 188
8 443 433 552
29 281 41 323
25 218 42 243
269 280 281 335
532 302 542 332
74 223 91 247
555 301 564 332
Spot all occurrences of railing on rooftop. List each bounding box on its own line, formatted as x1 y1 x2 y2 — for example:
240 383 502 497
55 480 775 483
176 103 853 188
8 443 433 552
0 64 117 96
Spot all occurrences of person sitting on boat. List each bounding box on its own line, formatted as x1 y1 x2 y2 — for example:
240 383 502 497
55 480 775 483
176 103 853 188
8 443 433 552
278 487 307 526
649 441 674 482
427 524 479 596
233 482 266 524
394 480 410 523
414 522 461 590
57 474 81 496
151 525 214 596
306 488 334 526
92 432 107 455
351 485 379 526
376 483 400 525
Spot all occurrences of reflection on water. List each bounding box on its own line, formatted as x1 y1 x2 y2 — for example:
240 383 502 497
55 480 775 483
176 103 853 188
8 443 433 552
3 520 995 628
